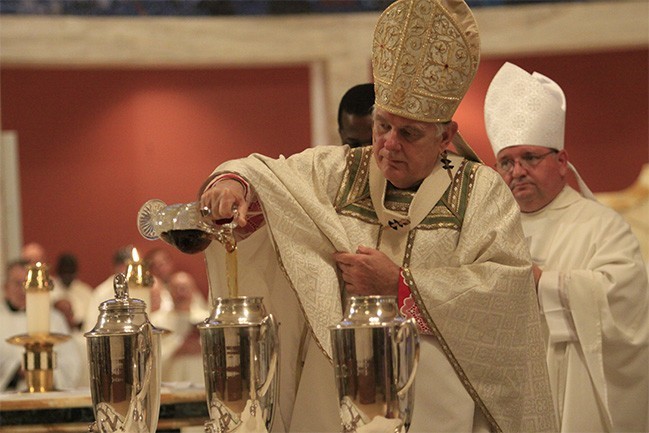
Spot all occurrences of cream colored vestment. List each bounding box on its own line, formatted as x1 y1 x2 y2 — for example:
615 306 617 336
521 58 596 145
204 145 556 432
596 163 649 263
523 186 649 432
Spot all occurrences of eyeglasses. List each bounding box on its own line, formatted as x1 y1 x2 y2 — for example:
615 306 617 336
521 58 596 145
495 150 557 174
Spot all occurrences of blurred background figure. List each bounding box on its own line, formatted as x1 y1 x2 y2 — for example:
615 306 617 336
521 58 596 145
51 253 92 331
142 250 209 390
155 271 208 387
20 242 47 264
145 247 176 287
0 259 82 391
596 163 649 268
144 247 208 322
82 246 132 332
337 83 374 148
144 247 177 313
49 253 93 388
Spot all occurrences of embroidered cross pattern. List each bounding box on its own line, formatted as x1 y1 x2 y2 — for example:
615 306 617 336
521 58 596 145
388 219 410 230
441 155 454 170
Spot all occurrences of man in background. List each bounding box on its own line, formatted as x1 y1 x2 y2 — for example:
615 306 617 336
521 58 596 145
485 61 649 432
158 271 207 386
83 247 132 332
20 242 47 265
51 253 93 330
144 247 208 325
337 83 374 148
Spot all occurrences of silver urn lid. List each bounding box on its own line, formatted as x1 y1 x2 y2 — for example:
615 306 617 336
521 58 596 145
85 273 156 337
199 296 268 328
337 295 400 328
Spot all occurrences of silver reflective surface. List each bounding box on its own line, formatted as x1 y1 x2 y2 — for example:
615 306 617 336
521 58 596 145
198 297 279 433
86 327 161 433
84 274 163 433
330 296 419 433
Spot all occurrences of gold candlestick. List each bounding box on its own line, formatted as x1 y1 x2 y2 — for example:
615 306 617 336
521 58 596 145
6 333 70 393
5 262 70 392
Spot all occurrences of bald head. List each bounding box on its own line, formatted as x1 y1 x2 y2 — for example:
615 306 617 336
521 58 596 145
21 242 46 264
168 271 198 311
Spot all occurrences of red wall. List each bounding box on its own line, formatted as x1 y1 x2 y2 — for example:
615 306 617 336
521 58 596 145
2 48 647 295
1 67 311 294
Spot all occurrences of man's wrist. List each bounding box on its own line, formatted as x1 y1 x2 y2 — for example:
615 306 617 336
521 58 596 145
205 173 249 199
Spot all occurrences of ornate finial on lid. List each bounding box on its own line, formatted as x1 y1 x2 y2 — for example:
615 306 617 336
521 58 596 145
114 272 129 301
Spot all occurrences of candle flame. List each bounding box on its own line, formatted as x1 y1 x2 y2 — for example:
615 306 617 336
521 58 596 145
126 247 153 289
132 247 140 262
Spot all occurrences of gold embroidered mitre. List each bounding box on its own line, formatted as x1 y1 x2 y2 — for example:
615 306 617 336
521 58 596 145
372 0 480 123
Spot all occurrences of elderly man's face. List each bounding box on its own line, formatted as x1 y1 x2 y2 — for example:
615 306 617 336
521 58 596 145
4 264 27 310
372 107 454 189
495 145 568 213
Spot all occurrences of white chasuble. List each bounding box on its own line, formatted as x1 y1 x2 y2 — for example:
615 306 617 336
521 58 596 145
205 145 556 432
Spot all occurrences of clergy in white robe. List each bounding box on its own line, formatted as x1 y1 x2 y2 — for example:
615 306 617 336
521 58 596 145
50 253 93 329
485 62 649 432
155 271 209 386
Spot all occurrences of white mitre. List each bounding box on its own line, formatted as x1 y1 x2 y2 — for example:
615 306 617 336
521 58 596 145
484 62 595 199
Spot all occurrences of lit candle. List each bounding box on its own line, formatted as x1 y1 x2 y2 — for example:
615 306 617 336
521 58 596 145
126 247 154 315
24 262 53 336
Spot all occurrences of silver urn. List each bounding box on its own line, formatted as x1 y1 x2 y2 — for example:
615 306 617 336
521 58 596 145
330 296 420 433
84 274 164 433
198 296 279 433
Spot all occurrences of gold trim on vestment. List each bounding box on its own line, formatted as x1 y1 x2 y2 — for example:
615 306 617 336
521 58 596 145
401 264 502 433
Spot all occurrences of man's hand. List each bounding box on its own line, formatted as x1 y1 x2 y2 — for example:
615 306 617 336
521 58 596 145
333 245 400 296
200 179 248 227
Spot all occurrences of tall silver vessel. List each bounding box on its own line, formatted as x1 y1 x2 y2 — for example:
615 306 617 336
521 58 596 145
85 274 164 433
198 296 279 433
330 296 420 433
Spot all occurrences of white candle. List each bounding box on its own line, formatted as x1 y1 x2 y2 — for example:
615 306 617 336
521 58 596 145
26 291 50 335
24 262 52 336
130 287 151 316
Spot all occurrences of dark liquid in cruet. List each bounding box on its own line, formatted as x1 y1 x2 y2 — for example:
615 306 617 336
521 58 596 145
161 230 212 254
